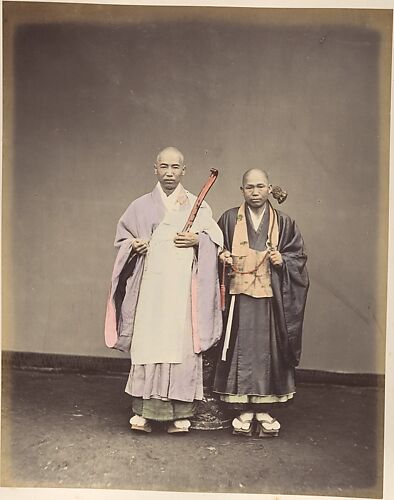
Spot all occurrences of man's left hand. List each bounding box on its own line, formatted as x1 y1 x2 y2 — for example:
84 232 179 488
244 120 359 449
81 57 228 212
174 232 199 248
269 250 283 267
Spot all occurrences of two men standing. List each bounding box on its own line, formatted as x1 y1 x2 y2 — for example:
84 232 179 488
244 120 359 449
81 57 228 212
105 147 309 437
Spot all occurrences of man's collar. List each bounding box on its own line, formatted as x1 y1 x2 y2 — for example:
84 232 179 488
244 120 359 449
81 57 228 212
247 203 266 231
156 182 186 210
157 181 183 198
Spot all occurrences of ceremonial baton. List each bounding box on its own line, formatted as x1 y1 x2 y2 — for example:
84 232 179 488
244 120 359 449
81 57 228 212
183 168 219 353
182 168 219 232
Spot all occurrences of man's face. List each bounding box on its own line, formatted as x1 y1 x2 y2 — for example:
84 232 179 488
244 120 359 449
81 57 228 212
154 150 185 195
241 170 272 209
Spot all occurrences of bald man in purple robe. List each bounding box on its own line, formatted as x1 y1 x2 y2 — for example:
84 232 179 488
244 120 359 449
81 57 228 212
105 147 223 433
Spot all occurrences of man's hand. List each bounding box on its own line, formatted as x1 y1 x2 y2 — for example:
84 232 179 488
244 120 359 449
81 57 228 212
269 250 283 267
132 238 149 255
174 232 199 248
219 250 233 266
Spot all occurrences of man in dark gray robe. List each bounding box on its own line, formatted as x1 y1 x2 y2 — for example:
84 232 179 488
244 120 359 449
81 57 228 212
213 169 309 437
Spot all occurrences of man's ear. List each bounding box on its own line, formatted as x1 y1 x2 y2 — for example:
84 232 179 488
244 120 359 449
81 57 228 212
154 164 158 174
268 184 273 194
182 164 186 175
240 186 244 194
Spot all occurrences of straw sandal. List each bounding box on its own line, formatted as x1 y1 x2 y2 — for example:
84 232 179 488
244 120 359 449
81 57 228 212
167 419 191 434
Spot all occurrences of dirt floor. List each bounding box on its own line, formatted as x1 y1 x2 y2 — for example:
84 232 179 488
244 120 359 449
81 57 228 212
1 369 384 497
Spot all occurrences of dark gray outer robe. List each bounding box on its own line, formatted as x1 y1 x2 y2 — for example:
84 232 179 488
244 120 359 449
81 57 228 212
213 204 309 398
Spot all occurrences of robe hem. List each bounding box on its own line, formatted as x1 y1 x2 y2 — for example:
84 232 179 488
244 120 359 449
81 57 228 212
214 391 295 404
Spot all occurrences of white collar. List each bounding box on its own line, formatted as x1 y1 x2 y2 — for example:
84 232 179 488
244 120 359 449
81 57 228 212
247 204 266 231
157 182 184 211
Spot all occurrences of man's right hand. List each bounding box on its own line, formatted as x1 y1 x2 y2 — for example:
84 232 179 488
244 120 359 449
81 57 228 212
132 239 149 255
219 250 233 266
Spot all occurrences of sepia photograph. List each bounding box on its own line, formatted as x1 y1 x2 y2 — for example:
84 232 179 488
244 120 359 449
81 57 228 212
1 1 393 499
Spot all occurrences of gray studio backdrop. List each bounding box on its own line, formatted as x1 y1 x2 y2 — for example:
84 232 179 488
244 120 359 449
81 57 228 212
3 3 391 374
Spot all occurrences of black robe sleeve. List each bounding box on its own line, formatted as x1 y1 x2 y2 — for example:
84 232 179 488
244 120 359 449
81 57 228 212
271 211 309 367
217 208 239 312
217 207 239 252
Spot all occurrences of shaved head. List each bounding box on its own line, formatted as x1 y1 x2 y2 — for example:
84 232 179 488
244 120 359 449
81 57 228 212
242 168 269 187
156 146 185 166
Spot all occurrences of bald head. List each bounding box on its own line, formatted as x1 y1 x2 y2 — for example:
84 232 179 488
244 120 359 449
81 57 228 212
242 168 269 187
156 146 185 167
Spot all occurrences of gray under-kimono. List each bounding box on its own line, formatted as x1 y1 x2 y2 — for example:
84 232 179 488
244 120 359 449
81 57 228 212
214 205 308 400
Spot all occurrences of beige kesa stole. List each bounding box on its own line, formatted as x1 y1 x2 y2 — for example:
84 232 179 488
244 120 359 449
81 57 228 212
222 201 279 361
229 202 278 298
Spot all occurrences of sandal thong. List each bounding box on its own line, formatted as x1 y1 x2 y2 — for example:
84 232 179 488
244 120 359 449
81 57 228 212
232 416 254 437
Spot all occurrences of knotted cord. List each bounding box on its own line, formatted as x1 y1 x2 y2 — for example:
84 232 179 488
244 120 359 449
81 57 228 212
220 201 277 310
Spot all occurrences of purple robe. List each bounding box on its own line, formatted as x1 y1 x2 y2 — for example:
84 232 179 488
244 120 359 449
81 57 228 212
104 184 223 402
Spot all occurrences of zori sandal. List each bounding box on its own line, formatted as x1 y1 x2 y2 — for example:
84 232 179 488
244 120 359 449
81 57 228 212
167 419 191 434
232 412 255 436
255 413 280 438
129 415 152 433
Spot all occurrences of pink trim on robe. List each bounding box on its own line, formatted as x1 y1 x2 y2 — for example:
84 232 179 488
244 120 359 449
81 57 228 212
191 269 201 354
104 288 118 348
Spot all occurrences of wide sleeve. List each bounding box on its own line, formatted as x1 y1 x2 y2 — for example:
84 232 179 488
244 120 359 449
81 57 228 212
270 215 309 366
192 204 224 352
104 202 144 351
